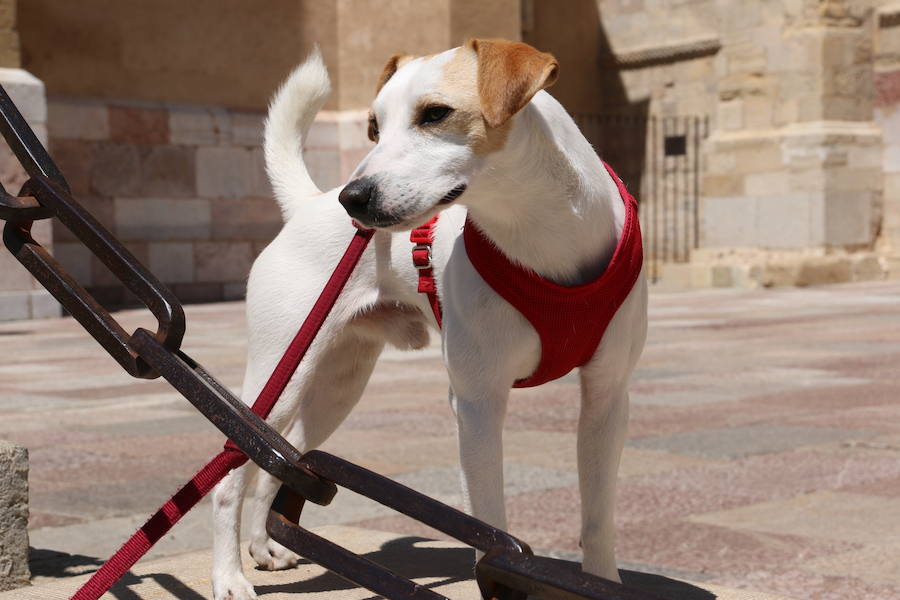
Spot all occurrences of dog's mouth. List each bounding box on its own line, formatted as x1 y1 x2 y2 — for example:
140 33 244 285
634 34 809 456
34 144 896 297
357 183 468 231
438 183 467 205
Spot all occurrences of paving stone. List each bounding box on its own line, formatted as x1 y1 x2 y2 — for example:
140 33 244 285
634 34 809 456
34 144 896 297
0 283 899 596
617 519 859 584
628 424 873 458
802 541 900 586
690 491 900 545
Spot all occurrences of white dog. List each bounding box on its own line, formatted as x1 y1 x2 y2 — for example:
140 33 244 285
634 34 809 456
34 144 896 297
211 39 648 600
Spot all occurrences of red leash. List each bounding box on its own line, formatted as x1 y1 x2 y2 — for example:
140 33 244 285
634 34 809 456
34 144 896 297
71 225 375 600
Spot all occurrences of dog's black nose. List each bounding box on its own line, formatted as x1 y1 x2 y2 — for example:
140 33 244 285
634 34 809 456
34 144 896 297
339 178 374 219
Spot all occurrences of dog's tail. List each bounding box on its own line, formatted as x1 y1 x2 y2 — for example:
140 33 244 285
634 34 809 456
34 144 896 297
264 46 331 220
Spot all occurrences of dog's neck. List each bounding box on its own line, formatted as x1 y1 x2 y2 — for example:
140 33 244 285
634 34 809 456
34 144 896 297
463 92 624 287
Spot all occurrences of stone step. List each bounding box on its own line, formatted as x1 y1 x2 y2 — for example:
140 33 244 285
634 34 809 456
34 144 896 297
1 525 794 600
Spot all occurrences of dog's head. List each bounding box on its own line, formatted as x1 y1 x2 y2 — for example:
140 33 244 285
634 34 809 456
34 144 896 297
339 38 558 230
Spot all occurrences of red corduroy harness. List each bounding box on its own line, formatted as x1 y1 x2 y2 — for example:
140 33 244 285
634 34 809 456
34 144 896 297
414 161 642 388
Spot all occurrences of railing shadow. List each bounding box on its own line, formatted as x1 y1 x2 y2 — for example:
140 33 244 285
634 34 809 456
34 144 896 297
30 547 205 600
255 536 717 600
31 539 717 599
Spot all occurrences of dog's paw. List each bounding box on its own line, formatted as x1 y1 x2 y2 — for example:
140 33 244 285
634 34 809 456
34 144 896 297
582 557 622 583
249 537 301 571
212 571 257 600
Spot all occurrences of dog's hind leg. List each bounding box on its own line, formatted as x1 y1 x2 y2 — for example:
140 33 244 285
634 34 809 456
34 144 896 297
246 326 384 572
212 462 257 600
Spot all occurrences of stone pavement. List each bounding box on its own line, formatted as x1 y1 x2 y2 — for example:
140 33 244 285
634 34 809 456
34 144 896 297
1 281 900 599
0 526 790 600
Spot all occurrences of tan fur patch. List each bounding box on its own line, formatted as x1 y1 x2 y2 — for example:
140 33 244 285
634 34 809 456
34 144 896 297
436 46 511 156
375 53 413 94
466 38 559 129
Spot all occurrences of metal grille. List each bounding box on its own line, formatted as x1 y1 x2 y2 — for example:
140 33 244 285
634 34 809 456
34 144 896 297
574 114 709 282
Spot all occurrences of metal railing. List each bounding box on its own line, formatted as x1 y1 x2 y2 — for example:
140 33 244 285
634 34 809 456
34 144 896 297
575 114 709 282
0 84 662 600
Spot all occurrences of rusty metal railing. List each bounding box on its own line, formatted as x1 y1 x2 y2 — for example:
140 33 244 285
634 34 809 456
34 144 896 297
0 83 661 600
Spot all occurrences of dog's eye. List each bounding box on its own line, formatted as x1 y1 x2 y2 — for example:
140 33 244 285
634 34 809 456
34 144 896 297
368 117 379 142
420 105 453 125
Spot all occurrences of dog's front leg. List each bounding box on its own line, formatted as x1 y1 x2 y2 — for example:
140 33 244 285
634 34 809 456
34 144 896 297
442 250 540 541
577 276 647 583
576 379 629 583
449 381 511 532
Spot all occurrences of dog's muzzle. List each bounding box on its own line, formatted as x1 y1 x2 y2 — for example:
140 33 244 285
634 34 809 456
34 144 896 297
339 177 376 222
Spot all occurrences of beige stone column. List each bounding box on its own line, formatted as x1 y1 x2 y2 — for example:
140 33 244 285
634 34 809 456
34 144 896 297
695 0 885 287
874 3 900 276
0 441 28 591
0 0 58 319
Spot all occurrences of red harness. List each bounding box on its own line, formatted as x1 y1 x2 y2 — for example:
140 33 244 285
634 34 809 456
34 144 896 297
414 161 642 388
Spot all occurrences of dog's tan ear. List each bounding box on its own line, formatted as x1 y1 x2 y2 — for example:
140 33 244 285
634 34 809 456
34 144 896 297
376 53 412 94
467 38 559 128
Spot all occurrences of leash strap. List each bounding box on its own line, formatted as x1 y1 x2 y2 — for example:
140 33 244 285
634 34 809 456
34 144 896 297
410 216 442 327
71 225 375 600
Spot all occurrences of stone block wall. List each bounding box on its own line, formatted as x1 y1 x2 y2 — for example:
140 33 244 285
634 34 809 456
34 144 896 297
875 3 900 275
48 98 280 305
0 68 59 320
0 441 28 591
686 0 889 289
46 97 373 306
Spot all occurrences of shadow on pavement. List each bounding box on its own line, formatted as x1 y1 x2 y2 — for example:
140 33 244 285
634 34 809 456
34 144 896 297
30 547 208 600
256 536 717 600
30 539 717 599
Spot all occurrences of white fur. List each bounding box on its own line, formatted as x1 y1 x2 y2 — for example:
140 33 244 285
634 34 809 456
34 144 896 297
211 47 648 600
264 46 331 221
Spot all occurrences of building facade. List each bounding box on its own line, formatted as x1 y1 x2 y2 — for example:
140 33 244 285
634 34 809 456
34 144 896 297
0 0 897 319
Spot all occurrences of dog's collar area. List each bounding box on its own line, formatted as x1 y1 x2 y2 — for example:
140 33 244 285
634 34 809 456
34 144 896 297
410 217 443 327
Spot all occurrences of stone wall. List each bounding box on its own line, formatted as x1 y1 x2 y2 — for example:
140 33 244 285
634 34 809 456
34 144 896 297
0 0 58 319
524 0 719 117
47 98 280 305
676 0 888 288
875 2 900 275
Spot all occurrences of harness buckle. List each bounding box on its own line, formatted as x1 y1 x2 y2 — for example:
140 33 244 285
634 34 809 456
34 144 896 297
412 244 432 270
